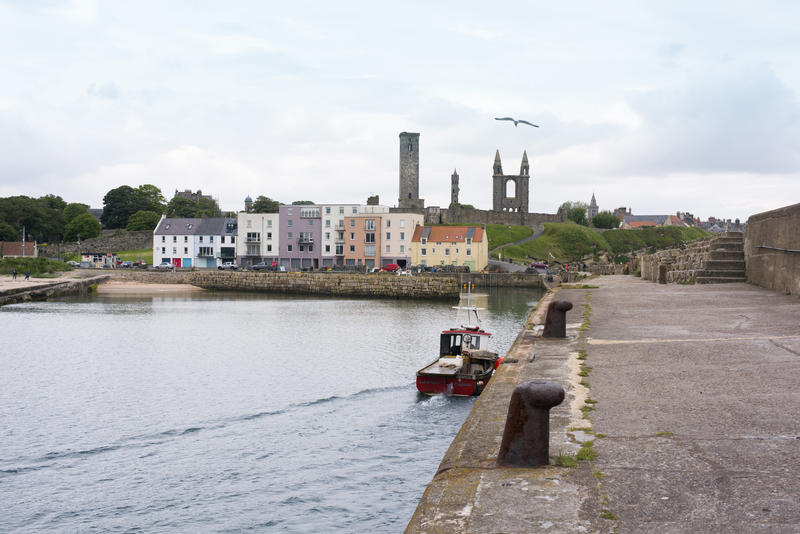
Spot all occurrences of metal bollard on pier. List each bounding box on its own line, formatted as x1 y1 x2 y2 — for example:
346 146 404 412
542 299 573 338
496 380 565 467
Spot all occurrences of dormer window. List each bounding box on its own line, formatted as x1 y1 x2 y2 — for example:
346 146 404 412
165 224 170 229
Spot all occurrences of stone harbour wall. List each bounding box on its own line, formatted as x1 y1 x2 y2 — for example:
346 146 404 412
0 275 111 307
114 271 460 299
745 202 800 297
640 236 716 283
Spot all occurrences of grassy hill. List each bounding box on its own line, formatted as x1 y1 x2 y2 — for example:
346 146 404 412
486 222 711 263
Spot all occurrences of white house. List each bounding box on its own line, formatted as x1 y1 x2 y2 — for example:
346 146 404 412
153 216 235 268
236 212 280 267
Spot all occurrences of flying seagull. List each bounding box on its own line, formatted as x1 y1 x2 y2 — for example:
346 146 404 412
495 117 539 128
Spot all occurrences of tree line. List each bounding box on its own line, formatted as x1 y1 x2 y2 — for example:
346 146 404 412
558 201 620 229
0 186 314 244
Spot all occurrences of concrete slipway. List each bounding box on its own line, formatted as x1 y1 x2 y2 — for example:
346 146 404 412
406 275 800 533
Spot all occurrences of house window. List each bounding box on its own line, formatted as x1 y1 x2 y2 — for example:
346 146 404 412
325 245 330 252
436 242 442 246
326 207 331 214
349 219 355 227
400 232 405 240
365 245 375 256
385 245 390 253
365 219 375 231
288 220 293 228
221 236 225 244
231 236 235 244
267 232 272 240
421 238 427 245
349 245 355 253
184 236 187 242
172 247 177 254
466 238 472 245
287 207 293 215
299 245 304 252
365 233 375 243
308 245 313 252
185 247 190 254
247 220 252 228
161 236 165 243
199 236 203 242
466 248 472 256
386 220 391 228
421 248 427 256
308 219 313 226
445 249 450 256
325 219 331 228
267 220 272 228
288 232 293 239
247 232 260 242
339 207 344 214
350 232 355 240
173 236 177 243
451 242 456 246
210 236 214 243
335 244 343 254
352 207 357 214
161 247 165 254
324 232 330 240
386 232 391 240
287 244 293 252
267 244 272 252
400 245 404 253
399 220 405 227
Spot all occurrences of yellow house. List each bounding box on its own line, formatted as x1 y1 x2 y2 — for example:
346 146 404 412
410 225 488 271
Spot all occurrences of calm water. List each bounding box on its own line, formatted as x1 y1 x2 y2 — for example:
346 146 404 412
0 287 541 533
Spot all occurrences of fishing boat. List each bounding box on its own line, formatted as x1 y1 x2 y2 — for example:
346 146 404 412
415 289 501 396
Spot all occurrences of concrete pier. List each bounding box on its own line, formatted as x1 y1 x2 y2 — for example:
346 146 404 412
407 275 800 533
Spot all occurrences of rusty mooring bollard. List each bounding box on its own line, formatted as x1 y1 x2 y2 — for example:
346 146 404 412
497 380 565 467
542 299 573 338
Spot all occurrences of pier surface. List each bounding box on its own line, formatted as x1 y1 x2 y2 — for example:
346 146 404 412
407 275 800 533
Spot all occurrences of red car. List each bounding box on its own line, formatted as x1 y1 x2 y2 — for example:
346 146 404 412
381 263 400 272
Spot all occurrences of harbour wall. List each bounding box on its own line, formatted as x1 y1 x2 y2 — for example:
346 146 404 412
421 272 546 288
112 271 460 299
745 202 800 298
0 275 110 307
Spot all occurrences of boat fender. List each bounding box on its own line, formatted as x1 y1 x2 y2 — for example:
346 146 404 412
494 357 504 370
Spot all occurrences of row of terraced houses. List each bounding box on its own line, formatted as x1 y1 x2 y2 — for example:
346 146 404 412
152 204 488 271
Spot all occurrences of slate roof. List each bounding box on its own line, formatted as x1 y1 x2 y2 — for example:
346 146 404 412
154 218 229 235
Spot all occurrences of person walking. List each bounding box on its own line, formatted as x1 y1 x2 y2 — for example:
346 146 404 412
12 267 17 280
24 269 30 281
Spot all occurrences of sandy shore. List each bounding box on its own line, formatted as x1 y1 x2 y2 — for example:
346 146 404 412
96 280 205 295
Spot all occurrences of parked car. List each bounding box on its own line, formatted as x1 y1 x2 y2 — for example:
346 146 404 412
381 263 400 273
121 261 133 268
66 260 80 267
218 262 238 270
155 262 175 271
250 261 272 271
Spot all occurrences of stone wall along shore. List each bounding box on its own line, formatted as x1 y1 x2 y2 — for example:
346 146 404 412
0 275 110 307
113 270 459 299
745 202 800 297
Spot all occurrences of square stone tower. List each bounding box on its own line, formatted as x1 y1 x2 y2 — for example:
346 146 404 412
398 132 424 209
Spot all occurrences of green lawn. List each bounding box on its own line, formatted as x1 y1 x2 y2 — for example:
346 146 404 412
485 224 534 250
114 249 153 264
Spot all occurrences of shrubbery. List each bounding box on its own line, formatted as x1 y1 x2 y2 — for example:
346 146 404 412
0 257 74 275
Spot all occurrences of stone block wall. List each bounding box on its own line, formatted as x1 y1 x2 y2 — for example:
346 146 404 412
114 271 459 299
745 203 800 297
39 230 153 258
639 236 717 283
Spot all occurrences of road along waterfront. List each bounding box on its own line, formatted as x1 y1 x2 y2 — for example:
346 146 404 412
0 286 542 533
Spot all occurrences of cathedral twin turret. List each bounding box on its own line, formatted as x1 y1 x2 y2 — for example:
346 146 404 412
492 150 530 213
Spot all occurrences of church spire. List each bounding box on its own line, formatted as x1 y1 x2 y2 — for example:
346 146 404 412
493 149 503 175
520 150 529 176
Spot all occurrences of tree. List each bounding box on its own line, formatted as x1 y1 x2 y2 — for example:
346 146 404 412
0 221 18 240
64 213 101 242
291 200 315 205
250 195 280 213
165 196 222 218
136 184 167 213
101 184 166 229
39 194 67 211
126 210 162 231
568 206 588 226
592 211 619 229
0 195 66 242
64 203 90 223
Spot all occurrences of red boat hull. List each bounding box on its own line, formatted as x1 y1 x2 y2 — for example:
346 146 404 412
416 373 491 396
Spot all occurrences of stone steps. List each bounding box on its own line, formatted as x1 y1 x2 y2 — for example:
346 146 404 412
696 275 748 284
709 250 744 261
698 269 746 278
704 260 745 271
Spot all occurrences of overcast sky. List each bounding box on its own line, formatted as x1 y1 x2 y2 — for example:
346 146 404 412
1 1 799 221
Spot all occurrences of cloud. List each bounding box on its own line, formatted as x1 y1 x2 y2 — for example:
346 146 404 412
45 0 98 24
87 82 121 100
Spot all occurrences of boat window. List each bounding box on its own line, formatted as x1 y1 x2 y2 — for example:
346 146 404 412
470 336 480 349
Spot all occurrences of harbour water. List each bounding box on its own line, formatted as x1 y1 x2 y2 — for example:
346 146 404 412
0 287 542 533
